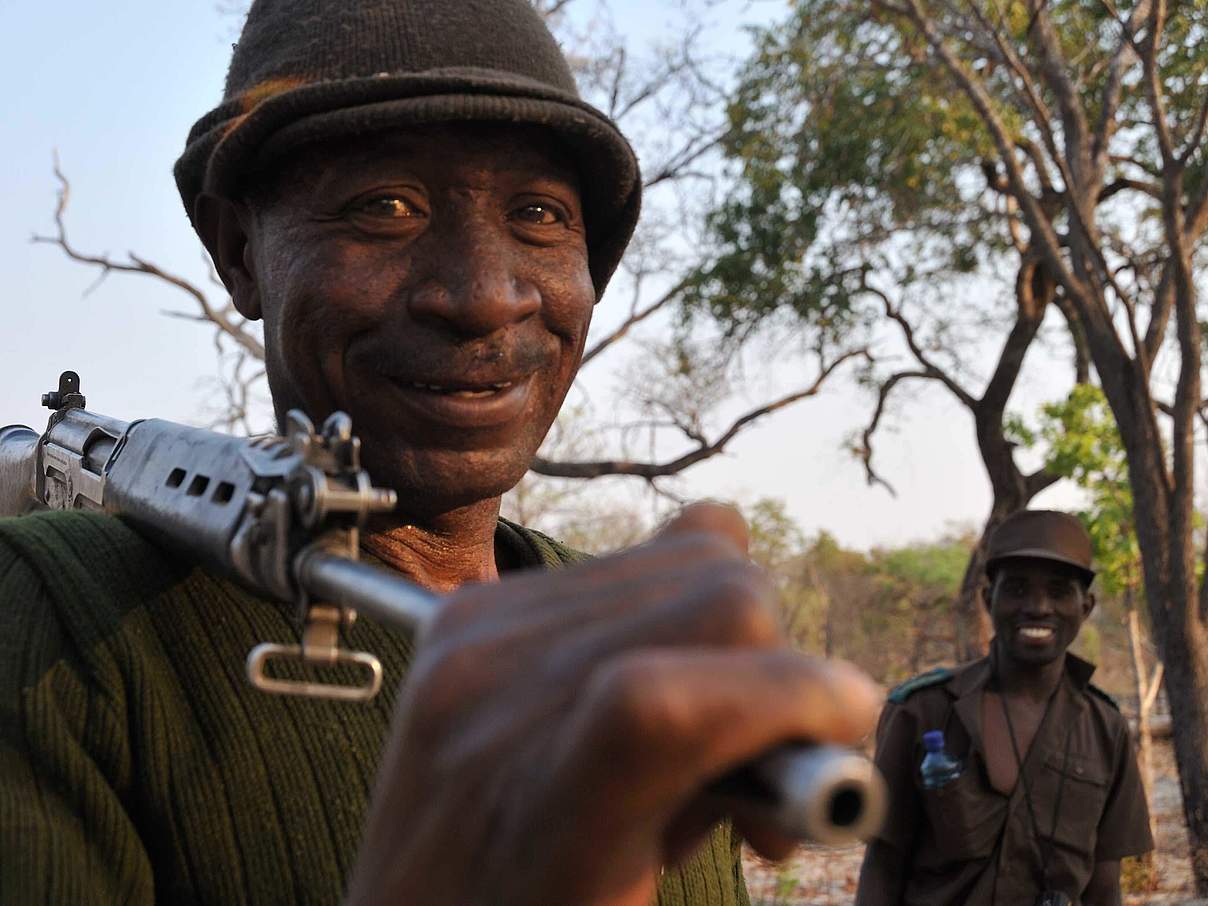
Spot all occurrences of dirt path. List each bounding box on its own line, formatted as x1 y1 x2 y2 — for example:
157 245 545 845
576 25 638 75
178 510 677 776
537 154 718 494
742 739 1204 905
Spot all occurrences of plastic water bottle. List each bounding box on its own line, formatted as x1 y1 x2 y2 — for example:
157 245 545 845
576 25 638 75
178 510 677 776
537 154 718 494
920 730 962 790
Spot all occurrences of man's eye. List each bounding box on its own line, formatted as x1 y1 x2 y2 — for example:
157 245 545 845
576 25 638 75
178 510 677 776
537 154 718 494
512 203 562 225
354 197 420 218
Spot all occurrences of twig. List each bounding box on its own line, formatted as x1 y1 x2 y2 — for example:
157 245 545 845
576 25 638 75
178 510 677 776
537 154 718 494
531 348 870 479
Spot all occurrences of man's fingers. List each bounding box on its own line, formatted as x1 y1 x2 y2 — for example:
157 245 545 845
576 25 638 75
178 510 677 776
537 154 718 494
656 502 749 556
731 819 799 863
564 650 882 821
434 520 753 641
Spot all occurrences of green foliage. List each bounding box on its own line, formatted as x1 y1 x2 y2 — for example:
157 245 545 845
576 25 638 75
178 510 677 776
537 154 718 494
1070 620 1101 666
694 0 1208 366
744 497 807 572
1002 412 1037 448
1037 385 1140 596
690 0 1018 339
1121 852 1160 894
794 528 974 683
732 499 978 681
873 538 971 591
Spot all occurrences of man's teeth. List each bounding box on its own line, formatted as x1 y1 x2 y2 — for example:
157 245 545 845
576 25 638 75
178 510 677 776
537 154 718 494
1019 626 1055 640
409 382 512 397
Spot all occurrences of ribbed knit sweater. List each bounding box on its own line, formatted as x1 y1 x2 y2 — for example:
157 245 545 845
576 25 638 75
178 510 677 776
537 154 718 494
0 511 749 905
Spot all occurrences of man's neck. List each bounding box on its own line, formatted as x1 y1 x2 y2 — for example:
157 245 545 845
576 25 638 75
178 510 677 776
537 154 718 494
992 640 1067 703
362 497 503 594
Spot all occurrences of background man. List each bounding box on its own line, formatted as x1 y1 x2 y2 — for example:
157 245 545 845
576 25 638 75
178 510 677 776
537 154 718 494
856 509 1153 905
0 2 880 904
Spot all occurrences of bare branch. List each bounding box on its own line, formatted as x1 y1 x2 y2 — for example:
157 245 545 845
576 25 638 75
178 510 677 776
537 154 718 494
979 254 1050 415
1144 660 1166 714
643 132 725 189
1024 0 1093 191
1182 92 1208 168
1092 0 1150 173
860 279 977 407
974 2 1063 175
875 0 1088 311
1139 0 1179 170
530 349 870 479
580 275 692 367
854 369 938 496
31 156 266 362
1053 291 1092 384
1186 185 1208 242
532 0 577 20
1099 177 1163 203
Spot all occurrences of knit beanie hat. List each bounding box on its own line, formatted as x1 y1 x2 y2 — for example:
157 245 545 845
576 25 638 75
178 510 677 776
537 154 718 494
174 0 641 298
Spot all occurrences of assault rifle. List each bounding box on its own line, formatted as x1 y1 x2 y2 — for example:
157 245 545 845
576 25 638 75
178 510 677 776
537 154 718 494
0 371 887 845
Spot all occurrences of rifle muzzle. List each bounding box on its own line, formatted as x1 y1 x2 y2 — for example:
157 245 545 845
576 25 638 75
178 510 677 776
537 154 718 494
0 426 41 516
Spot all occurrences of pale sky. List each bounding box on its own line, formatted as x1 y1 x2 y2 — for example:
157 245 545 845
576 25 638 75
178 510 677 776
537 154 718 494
0 0 1085 550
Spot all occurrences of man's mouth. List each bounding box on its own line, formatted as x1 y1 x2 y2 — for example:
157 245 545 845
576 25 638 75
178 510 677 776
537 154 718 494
388 374 536 429
403 381 515 399
1017 624 1056 641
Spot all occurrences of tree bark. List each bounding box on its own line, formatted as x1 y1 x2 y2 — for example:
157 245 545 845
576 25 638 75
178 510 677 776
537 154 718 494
1127 599 1162 849
1145 563 1208 893
951 256 1060 663
953 526 994 662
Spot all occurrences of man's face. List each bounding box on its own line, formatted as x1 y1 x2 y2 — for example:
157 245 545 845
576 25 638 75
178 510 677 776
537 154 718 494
238 123 595 517
987 558 1094 667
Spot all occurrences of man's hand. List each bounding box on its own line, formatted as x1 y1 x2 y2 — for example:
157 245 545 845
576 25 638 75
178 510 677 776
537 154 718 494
346 503 881 906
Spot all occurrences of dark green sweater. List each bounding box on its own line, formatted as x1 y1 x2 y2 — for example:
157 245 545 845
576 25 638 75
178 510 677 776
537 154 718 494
0 511 749 905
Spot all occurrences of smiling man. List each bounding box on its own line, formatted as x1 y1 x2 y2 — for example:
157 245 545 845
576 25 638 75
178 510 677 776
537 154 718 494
855 510 1153 906
0 2 882 905
201 123 600 590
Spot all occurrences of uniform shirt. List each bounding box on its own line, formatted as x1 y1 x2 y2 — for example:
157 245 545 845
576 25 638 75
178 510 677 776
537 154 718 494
858 652 1152 905
0 510 750 906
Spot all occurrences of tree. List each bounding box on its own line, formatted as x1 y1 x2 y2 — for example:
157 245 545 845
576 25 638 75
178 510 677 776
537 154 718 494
718 0 1208 887
1038 383 1164 852
699 0 1098 661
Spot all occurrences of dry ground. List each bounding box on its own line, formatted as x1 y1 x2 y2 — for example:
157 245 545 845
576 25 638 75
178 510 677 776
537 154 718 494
742 739 1205 905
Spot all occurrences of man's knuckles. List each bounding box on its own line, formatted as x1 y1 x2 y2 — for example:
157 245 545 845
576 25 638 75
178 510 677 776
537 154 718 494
400 640 501 738
685 563 781 646
578 654 700 768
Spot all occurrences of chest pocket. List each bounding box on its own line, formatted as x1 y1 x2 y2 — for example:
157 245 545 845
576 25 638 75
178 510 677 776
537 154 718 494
1035 751 1110 855
916 761 1008 867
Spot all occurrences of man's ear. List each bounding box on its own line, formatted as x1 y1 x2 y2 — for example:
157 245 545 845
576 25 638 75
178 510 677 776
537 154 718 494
1083 590 1097 620
980 575 994 612
195 192 263 321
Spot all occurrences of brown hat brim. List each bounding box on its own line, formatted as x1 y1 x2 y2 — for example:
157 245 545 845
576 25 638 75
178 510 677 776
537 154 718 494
986 549 1096 582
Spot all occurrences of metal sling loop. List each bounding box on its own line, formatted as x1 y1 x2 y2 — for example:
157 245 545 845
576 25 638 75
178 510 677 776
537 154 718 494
246 541 388 704
246 602 384 703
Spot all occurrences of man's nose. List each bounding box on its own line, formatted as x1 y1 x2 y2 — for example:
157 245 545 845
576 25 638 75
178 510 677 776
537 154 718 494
1023 591 1055 615
407 226 541 336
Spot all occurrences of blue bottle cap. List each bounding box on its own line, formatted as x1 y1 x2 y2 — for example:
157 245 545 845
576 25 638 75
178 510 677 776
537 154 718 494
922 730 945 753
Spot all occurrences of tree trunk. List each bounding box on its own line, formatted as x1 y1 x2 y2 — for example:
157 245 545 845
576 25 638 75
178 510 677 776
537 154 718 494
953 533 993 662
1127 599 1161 849
1097 328 1208 892
1152 588 1208 894
823 594 835 660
